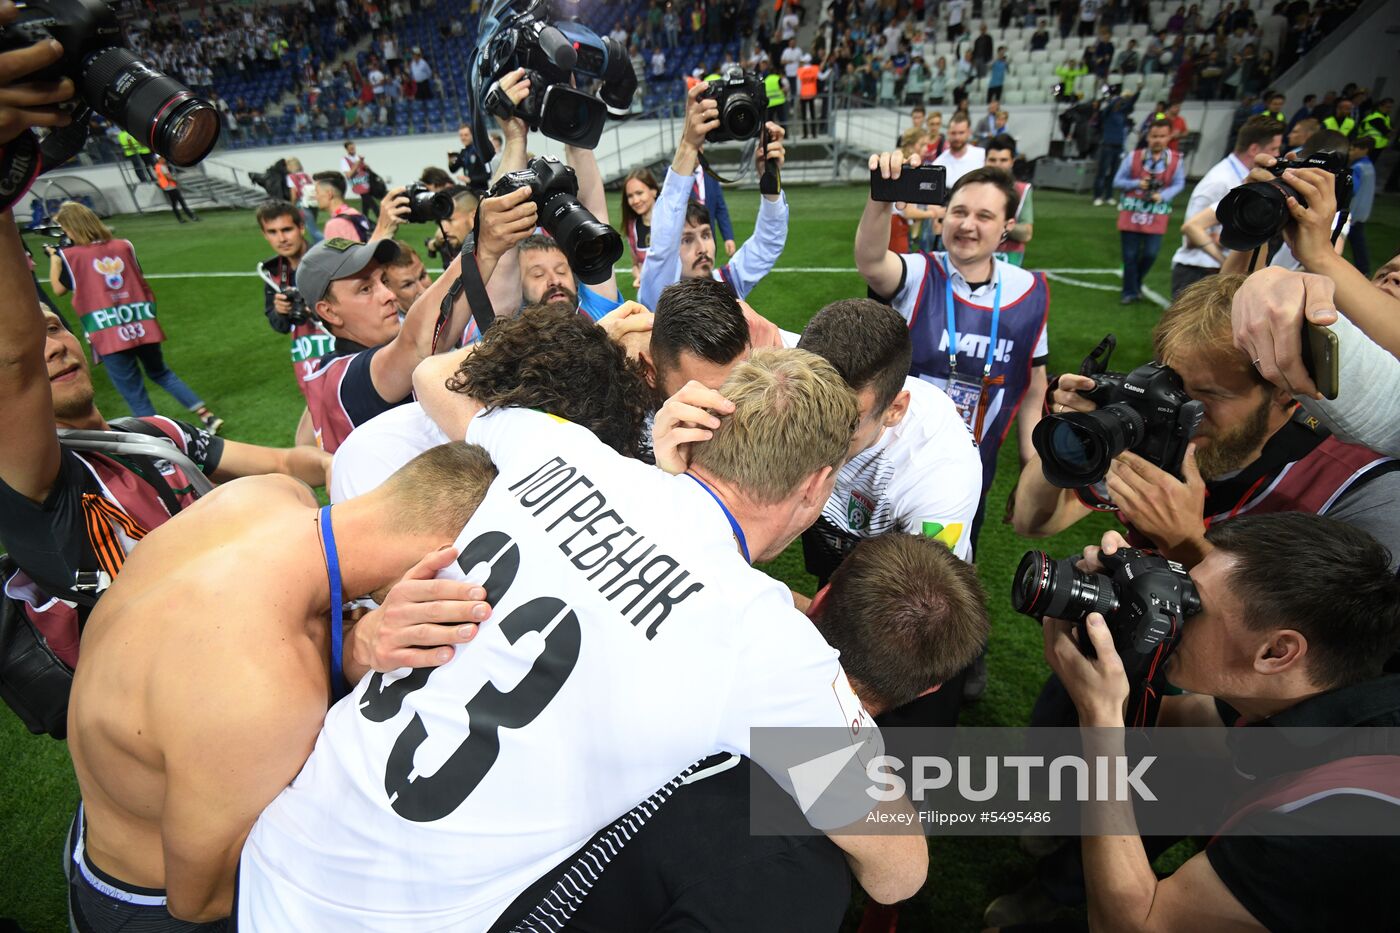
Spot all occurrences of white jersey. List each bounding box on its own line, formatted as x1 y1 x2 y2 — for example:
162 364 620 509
329 401 447 503
240 408 879 931
813 377 982 563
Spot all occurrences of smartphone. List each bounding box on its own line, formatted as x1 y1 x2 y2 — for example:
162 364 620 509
1301 321 1340 401
870 164 948 204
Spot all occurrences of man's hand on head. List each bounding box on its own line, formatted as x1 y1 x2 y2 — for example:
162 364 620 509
652 381 736 475
598 300 653 347
473 185 537 265
371 186 412 240
0 3 73 146
1231 265 1336 399
348 545 492 676
739 300 783 349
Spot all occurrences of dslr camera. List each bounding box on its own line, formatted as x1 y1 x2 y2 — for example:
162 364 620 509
1032 334 1203 489
699 67 767 142
0 0 219 171
32 222 73 249
472 0 636 153
403 182 455 224
255 262 310 325
1216 152 1353 251
488 155 622 284
1012 546 1201 663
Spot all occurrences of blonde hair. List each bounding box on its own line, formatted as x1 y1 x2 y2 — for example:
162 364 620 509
286 156 303 171
55 201 114 245
379 442 498 534
1152 274 1264 384
691 348 858 505
899 127 924 156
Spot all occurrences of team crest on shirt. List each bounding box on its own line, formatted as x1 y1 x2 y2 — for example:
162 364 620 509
847 490 875 531
93 256 125 289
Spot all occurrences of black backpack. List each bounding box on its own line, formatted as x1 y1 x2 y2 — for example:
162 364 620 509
0 421 199 738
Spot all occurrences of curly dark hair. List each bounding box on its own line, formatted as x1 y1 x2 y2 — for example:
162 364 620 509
444 304 651 457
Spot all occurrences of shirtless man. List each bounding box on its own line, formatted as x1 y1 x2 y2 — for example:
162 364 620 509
65 442 497 929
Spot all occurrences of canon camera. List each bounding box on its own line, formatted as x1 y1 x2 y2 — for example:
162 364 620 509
488 156 622 284
1032 335 1204 489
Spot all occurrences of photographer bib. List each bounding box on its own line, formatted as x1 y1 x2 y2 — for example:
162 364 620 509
60 241 165 359
1116 149 1181 236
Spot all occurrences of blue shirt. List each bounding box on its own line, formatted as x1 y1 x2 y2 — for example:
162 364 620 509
1351 158 1375 223
639 167 790 311
1100 95 1137 147
989 59 1008 86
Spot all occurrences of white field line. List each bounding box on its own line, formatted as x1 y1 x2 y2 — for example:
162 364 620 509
144 265 1133 279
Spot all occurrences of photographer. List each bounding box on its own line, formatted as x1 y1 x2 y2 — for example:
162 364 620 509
424 185 477 268
1012 275 1400 569
314 172 372 242
477 69 626 325
45 202 221 432
297 183 539 453
1112 118 1186 305
856 160 1050 541
637 80 789 312
1167 116 1283 298
450 122 491 190
383 242 432 315
1045 513 1400 932
256 202 336 396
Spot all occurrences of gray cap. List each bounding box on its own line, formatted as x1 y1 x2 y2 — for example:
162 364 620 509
296 237 400 306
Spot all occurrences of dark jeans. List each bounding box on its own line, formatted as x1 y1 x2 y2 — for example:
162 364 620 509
1170 262 1216 299
800 97 818 137
1349 220 1371 277
1120 231 1163 298
988 84 1004 102
100 343 203 417
162 188 196 221
1093 144 1122 200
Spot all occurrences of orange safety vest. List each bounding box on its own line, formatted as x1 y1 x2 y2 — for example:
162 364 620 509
797 63 820 99
154 162 177 190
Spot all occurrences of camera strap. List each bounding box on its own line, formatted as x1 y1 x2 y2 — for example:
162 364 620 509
432 210 495 352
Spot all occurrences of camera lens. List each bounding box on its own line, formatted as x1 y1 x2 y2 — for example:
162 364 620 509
1216 180 1294 252
1012 551 1119 622
81 48 220 166
541 193 623 285
1032 404 1146 488
724 96 761 140
539 86 606 149
409 187 454 223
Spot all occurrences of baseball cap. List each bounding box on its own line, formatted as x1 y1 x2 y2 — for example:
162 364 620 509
296 237 399 306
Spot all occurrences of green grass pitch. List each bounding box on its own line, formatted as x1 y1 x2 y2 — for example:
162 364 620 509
3 184 1396 932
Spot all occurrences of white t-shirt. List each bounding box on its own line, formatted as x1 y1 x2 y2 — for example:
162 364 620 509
1171 153 1252 270
818 377 982 559
410 57 432 82
368 68 387 93
932 144 987 187
781 11 800 39
781 45 803 78
240 408 880 931
329 402 447 503
382 38 397 60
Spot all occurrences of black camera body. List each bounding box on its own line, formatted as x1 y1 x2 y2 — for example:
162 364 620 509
32 223 73 249
1013 546 1201 662
282 286 310 325
403 182 455 224
1216 152 1353 252
1033 335 1203 489
473 1 636 152
488 155 622 284
700 67 767 142
0 0 219 170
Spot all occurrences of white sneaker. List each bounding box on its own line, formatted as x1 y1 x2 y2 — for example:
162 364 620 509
1093 197 1104 206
